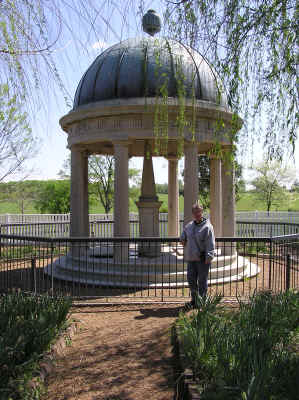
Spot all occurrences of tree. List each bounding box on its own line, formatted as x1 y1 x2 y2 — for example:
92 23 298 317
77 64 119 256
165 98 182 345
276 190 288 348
290 180 299 193
156 183 169 194
165 0 298 158
89 155 114 214
198 156 210 209
250 161 295 212
0 84 38 181
59 154 141 214
198 156 244 207
180 155 244 208
6 4 293 167
6 181 38 215
2 1 297 161
0 180 41 214
0 1 152 106
35 180 70 214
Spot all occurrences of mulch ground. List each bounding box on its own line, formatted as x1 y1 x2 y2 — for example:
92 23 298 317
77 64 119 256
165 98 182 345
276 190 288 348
44 304 183 400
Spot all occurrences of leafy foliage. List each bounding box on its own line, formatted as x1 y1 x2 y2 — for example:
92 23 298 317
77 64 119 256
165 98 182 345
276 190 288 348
181 155 245 208
0 292 72 399
34 180 70 214
165 0 298 158
89 155 114 214
59 154 141 214
177 291 299 399
250 160 295 211
0 84 38 181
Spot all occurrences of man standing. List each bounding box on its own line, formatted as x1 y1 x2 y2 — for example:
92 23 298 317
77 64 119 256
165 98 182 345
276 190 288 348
180 202 215 307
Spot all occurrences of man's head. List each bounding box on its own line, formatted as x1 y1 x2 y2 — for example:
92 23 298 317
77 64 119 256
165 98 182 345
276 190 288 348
192 202 204 223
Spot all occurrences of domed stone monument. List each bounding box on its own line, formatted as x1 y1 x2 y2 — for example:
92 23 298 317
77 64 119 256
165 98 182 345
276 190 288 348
46 10 259 286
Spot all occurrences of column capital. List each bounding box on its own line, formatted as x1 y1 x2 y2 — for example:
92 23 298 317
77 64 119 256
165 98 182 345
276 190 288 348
166 155 179 161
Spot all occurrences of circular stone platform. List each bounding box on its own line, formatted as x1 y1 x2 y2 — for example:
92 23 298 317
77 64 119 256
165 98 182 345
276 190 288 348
45 246 259 288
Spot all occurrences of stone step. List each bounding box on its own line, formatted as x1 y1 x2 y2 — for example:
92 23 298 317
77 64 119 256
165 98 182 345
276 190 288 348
54 254 244 278
65 252 239 273
45 255 259 287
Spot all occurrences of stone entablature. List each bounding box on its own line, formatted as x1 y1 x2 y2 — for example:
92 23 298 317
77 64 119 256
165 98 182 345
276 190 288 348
60 98 237 154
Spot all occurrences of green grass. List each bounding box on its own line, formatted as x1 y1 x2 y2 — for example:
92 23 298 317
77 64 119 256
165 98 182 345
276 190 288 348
0 201 39 214
236 192 266 211
236 191 299 211
1 192 299 215
0 194 186 215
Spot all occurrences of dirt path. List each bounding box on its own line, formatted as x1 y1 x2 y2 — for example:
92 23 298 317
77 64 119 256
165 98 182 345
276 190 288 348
45 304 183 400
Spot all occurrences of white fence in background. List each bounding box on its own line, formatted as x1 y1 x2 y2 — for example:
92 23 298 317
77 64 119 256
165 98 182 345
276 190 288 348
235 211 299 223
1 211 299 225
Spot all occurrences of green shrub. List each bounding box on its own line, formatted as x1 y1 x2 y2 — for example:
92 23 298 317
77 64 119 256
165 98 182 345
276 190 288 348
0 292 72 399
177 291 299 400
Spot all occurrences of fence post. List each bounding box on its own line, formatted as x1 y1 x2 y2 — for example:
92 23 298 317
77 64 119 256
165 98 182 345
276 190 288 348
286 254 291 291
31 258 36 294
268 239 272 290
50 241 54 295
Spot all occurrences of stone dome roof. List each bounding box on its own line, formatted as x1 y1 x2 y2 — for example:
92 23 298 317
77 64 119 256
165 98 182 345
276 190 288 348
73 36 228 109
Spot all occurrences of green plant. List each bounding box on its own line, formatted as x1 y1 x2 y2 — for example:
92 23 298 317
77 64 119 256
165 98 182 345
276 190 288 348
176 291 299 399
152 39 199 159
0 292 72 399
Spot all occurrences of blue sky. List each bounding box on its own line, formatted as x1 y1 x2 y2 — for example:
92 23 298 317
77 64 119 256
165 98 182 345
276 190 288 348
10 0 298 184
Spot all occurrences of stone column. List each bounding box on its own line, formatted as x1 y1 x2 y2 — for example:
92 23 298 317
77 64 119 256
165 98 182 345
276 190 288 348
221 157 236 256
70 147 89 238
210 157 222 237
113 142 129 261
222 159 235 237
114 142 129 237
184 143 198 226
168 157 179 237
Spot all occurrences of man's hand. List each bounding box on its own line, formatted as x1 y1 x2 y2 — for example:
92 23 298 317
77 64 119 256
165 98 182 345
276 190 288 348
181 240 186 247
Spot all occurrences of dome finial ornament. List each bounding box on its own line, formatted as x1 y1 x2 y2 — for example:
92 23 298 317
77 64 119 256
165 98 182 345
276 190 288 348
142 9 161 36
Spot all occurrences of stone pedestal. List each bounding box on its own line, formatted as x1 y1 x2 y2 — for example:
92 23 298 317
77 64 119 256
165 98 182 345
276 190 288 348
168 157 179 237
184 143 198 226
135 201 162 256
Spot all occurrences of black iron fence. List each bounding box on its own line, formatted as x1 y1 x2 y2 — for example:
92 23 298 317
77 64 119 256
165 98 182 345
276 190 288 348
2 220 299 239
236 221 299 237
0 233 298 301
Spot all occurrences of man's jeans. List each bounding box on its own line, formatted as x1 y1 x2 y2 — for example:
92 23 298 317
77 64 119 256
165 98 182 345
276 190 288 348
187 260 210 301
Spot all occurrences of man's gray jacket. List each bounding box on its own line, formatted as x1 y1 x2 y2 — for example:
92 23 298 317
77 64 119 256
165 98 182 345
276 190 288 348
180 218 215 263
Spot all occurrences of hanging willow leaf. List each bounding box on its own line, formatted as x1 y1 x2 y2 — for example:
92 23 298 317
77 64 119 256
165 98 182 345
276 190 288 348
164 0 298 159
